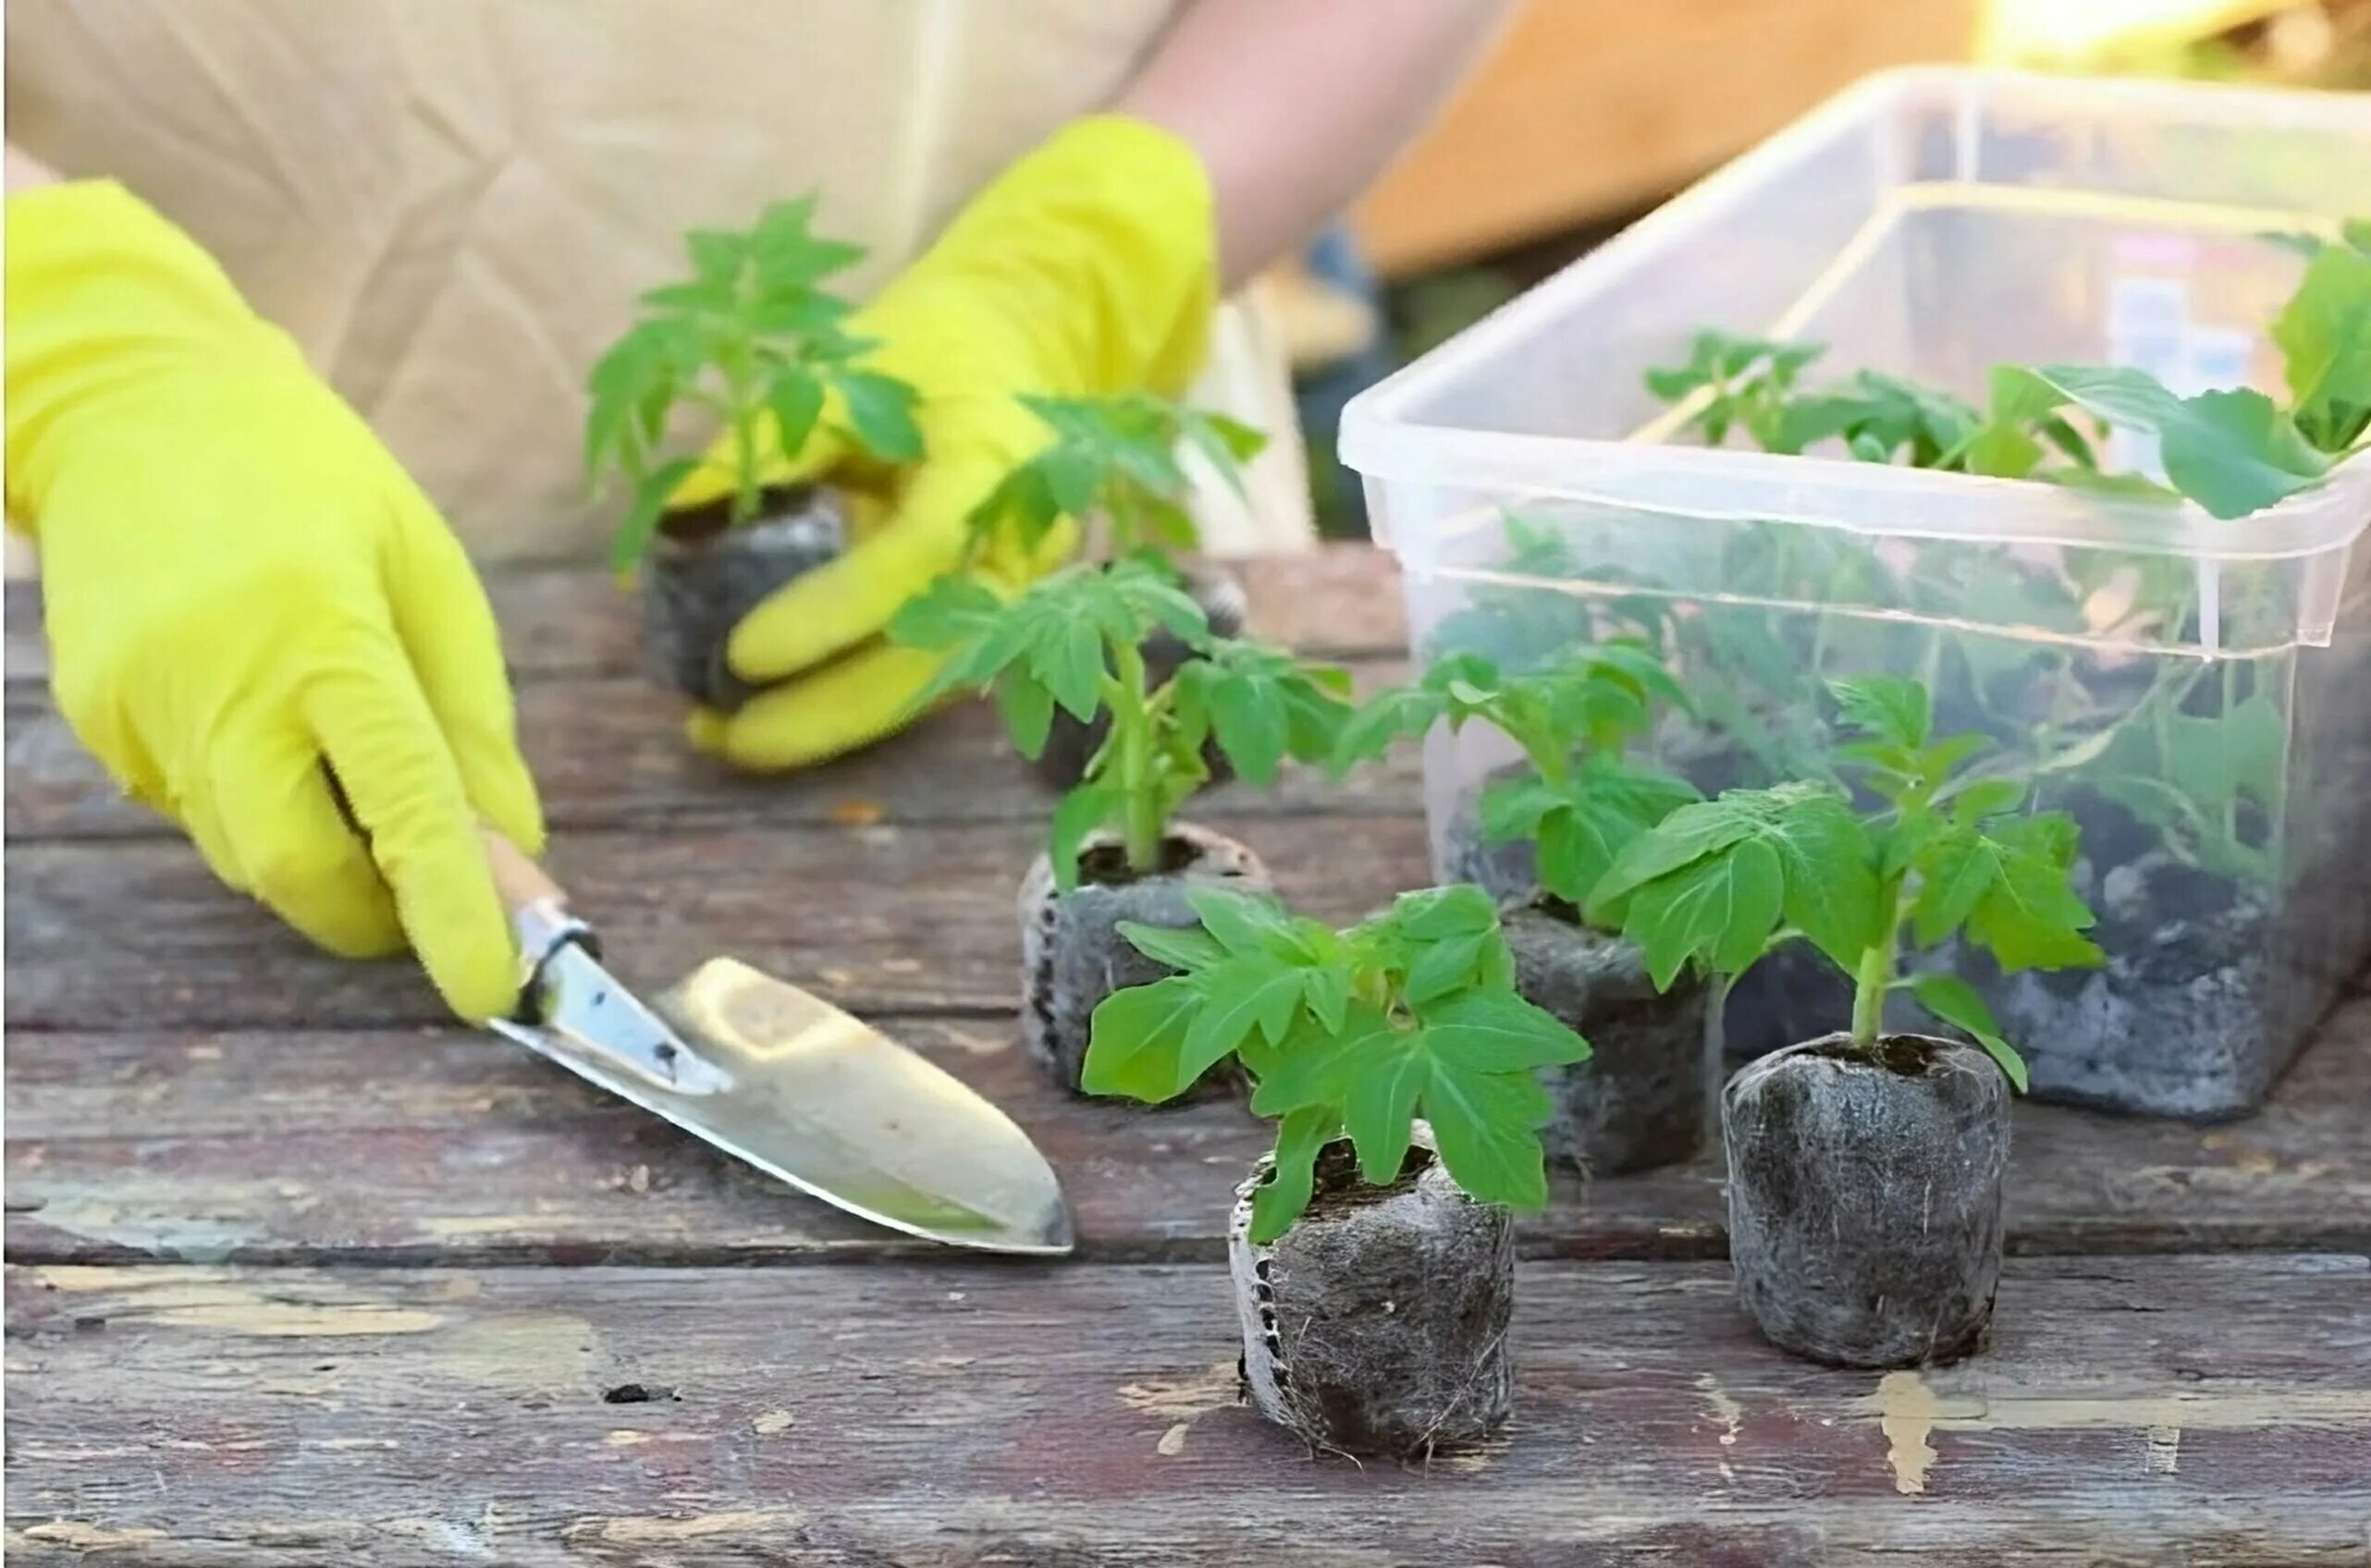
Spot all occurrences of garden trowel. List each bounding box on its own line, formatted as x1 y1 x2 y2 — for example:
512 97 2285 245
480 832 1074 1255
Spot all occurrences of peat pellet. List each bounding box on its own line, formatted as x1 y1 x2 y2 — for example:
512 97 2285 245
1034 566 1247 790
1017 821 1268 1093
1501 900 1707 1176
640 488 847 709
1229 1127 1514 1457
1723 1033 2010 1368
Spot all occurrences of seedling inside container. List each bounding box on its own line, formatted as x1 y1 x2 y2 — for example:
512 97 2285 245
1335 648 1706 1173
584 197 922 707
1588 676 2104 1367
891 557 1354 1089
964 392 1268 786
1083 883 1587 1456
1622 223 2366 1109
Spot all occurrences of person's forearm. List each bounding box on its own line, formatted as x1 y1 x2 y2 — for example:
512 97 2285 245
6 142 63 191
1119 0 1516 288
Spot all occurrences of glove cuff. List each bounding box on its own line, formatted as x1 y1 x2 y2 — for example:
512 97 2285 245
6 181 299 522
902 114 1219 399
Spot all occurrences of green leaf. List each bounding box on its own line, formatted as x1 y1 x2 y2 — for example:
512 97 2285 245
2273 243 2371 453
1179 953 1304 1082
1048 784 1116 893
1960 816 2104 974
1419 988 1588 1071
1830 676 1932 748
1204 669 1290 786
1248 1108 1337 1244
1623 836 1786 989
685 228 747 286
1186 887 1304 959
1081 977 1202 1102
1394 884 1498 941
1036 615 1107 723
748 195 866 285
1910 827 1999 949
608 457 701 578
1301 962 1352 1035
1333 684 1446 768
1404 929 1489 1008
831 369 925 463
1421 1061 1551 1212
1910 972 2027 1094
993 669 1054 759
1767 792 1882 973
1478 777 1563 844
1533 804 1614 908
1341 1031 1428 1184
1587 793 1764 913
1116 922 1228 974
1948 777 2026 822
2025 365 2329 520
767 373 827 467
1531 761 1706 905
1247 1003 1394 1117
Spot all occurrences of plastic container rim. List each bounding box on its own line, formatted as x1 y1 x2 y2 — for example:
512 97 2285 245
1341 66 2371 565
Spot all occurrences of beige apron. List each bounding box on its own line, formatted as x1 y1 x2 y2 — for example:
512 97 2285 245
6 0 1309 563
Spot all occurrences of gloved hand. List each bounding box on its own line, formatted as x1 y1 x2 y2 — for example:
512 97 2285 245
6 181 544 1022
681 114 1218 769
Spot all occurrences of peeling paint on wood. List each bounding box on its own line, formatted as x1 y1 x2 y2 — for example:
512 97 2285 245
6 1256 2365 1564
1874 1371 1942 1495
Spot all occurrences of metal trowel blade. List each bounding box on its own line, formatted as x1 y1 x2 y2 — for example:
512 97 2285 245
497 952 1073 1256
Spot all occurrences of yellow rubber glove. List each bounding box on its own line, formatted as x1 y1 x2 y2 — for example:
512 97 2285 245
682 114 1217 769
6 181 544 1022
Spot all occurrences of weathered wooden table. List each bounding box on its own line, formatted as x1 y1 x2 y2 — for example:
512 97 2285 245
7 548 2369 1567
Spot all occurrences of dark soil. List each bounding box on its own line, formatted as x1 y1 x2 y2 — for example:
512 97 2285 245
1723 1032 2010 1368
1034 565 1247 789
1500 900 1706 1175
640 486 846 709
1971 845 2284 1119
1231 1127 1514 1458
1017 821 1269 1093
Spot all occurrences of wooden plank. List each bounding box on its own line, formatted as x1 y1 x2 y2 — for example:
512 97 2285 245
3 663 1422 842
10 996 2368 1268
1351 0 1978 275
7 1255 2367 1566
2 816 1435 1029
0 547 1407 690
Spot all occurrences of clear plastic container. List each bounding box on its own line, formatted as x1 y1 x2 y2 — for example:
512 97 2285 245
1340 67 2371 1118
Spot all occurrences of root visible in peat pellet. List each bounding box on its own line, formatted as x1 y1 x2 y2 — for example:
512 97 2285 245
1229 1127 1514 1458
1723 1033 2009 1368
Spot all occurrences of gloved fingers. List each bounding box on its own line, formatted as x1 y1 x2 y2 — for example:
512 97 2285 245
382 501 547 854
303 654 519 1023
723 459 989 682
685 640 945 772
200 722 407 960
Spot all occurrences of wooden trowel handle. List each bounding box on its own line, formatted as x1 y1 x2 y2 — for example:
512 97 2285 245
482 827 567 915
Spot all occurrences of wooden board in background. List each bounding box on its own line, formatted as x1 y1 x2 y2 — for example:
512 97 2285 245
1354 0 1980 275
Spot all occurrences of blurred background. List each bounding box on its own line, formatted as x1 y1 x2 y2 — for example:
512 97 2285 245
1284 0 2371 536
